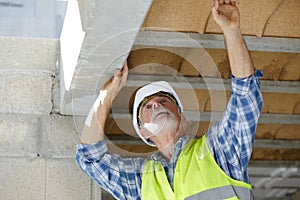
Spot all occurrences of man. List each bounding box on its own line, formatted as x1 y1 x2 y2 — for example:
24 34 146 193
76 0 263 199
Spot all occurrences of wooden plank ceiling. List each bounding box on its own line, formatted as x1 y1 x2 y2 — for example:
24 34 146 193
103 0 300 162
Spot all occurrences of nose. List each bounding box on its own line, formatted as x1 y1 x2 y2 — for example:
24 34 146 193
152 100 160 109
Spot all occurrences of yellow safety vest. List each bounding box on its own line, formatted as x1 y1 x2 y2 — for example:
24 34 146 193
142 135 253 200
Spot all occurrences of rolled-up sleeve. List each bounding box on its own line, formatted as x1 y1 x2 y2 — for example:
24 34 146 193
76 140 146 200
76 140 108 166
206 70 263 183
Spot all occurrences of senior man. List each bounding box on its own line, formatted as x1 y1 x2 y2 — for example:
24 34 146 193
76 0 263 199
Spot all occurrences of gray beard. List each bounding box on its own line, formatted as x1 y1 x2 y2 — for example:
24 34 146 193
144 107 179 135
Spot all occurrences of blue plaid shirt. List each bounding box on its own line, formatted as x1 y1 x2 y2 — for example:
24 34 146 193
76 70 263 200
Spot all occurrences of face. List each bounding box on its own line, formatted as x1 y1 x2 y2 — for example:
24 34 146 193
139 95 181 139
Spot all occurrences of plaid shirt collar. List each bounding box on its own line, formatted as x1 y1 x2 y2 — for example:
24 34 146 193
151 135 190 166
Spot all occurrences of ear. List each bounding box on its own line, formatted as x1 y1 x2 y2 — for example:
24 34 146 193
180 112 187 122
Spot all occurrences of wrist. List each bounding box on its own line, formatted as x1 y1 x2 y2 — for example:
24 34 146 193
222 26 241 37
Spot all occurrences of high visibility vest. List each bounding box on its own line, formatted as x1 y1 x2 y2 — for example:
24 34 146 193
141 135 253 200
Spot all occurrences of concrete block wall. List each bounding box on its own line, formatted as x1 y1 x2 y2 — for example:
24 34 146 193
0 37 102 200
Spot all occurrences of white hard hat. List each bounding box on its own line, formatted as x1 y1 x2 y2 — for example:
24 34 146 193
132 81 183 146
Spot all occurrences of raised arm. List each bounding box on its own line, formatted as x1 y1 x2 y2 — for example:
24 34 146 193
212 0 254 78
80 62 128 144
206 0 263 183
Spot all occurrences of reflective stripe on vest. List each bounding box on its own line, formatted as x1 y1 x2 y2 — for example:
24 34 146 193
142 135 253 200
185 185 253 200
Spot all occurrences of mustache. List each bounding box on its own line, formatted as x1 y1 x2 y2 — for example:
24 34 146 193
151 107 171 120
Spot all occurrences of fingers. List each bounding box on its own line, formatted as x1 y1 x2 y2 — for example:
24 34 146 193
212 0 219 8
214 0 236 6
112 69 123 86
111 61 128 87
212 0 219 14
121 61 129 83
212 0 236 16
114 61 128 76
114 62 128 80
99 61 129 102
121 61 129 77
221 0 235 4
114 67 122 78
229 0 235 5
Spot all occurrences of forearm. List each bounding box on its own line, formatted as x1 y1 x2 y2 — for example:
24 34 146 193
211 0 254 78
80 91 112 144
80 63 128 144
223 27 254 78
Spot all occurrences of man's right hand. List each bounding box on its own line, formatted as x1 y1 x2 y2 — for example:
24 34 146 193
101 62 129 105
80 62 129 144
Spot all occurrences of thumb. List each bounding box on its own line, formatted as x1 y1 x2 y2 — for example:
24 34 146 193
211 0 219 17
212 0 219 10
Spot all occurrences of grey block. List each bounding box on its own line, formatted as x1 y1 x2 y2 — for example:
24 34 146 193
0 157 46 200
0 114 39 157
0 37 59 71
46 159 92 200
41 114 81 158
0 72 53 114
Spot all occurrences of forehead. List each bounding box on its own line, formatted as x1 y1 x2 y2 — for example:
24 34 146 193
141 92 176 106
146 95 172 103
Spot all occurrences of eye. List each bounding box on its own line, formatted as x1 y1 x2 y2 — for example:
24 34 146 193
145 104 152 110
160 98 167 104
161 100 166 104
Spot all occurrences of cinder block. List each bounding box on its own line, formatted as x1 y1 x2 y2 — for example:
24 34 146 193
41 115 81 158
0 73 53 114
46 159 91 200
51 73 60 113
92 182 102 200
0 157 46 200
0 37 59 71
0 114 39 157
0 74 4 98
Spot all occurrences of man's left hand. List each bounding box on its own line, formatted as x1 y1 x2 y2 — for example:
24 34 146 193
212 0 240 33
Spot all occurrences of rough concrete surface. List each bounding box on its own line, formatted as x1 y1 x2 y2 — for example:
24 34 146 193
0 36 94 199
